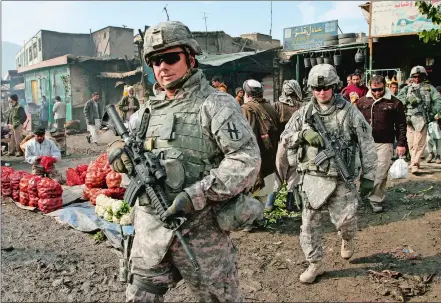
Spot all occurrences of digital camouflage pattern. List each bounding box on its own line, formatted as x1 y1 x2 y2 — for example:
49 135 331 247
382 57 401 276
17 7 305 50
300 180 358 262
282 94 377 263
124 68 260 301
397 83 441 132
143 21 203 58
273 141 299 192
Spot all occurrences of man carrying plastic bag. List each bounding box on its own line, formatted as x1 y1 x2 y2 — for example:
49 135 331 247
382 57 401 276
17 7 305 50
357 75 407 212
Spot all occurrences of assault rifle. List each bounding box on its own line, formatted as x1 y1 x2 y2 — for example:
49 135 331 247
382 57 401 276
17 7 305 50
412 86 431 125
102 104 200 272
306 112 362 202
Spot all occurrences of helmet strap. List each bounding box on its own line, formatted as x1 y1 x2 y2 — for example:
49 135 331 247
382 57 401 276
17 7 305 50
163 68 198 90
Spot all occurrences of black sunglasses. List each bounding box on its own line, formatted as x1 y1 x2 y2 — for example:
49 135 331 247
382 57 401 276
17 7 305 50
148 52 184 67
371 87 384 92
412 75 422 78
312 86 332 92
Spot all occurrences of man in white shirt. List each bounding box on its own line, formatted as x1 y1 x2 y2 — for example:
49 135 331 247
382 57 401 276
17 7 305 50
52 96 66 130
25 128 64 184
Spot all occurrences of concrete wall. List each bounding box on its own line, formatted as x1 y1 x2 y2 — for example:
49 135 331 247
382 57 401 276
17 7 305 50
15 32 43 68
41 31 94 61
193 32 244 54
192 31 280 54
108 28 135 59
92 27 134 59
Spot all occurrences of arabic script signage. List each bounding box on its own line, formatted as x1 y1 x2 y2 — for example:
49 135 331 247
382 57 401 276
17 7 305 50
371 1 441 37
283 20 338 51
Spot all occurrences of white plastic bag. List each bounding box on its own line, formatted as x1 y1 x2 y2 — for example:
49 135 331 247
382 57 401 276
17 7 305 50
389 158 408 179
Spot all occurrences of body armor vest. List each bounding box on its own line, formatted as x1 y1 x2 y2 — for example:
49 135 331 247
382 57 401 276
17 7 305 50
297 97 357 178
140 76 222 200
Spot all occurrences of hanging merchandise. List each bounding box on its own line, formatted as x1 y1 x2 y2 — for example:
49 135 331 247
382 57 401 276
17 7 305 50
355 49 365 63
310 53 317 67
304 54 311 68
324 52 333 65
334 50 342 66
316 52 324 64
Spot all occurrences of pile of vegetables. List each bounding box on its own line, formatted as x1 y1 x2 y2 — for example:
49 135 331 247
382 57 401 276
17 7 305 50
66 164 88 186
95 195 132 225
0 165 63 213
264 184 301 227
1 167 14 197
82 154 126 205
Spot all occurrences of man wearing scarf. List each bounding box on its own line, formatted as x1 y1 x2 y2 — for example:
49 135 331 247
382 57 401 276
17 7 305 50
265 80 303 211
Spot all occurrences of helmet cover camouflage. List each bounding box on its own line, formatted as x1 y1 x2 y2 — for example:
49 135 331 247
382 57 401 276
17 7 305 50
307 63 340 87
410 65 427 76
143 21 202 59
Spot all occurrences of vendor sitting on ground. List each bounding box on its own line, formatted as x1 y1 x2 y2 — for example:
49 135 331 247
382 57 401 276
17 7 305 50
25 128 64 184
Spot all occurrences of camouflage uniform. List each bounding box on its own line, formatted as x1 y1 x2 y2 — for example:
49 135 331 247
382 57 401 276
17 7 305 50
282 64 377 281
397 66 441 171
116 21 261 302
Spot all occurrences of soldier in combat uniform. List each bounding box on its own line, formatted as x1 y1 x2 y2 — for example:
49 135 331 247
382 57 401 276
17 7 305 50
397 65 441 174
282 64 377 283
108 21 261 302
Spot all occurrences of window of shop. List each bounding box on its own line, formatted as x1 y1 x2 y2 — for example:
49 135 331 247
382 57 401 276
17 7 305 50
38 38 42 51
29 47 33 61
33 43 37 58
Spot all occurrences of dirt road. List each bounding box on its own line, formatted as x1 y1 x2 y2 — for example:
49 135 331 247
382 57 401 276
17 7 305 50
1 139 440 302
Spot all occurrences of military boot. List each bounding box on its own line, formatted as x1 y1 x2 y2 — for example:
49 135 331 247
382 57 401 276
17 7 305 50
341 239 354 260
436 155 441 164
426 152 435 163
299 261 324 284
265 193 276 211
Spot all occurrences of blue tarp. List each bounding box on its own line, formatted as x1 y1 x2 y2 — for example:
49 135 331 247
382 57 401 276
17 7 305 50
48 202 134 249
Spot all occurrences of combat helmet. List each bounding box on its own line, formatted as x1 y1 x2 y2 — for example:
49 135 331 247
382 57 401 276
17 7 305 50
410 65 427 76
143 21 202 60
307 64 340 88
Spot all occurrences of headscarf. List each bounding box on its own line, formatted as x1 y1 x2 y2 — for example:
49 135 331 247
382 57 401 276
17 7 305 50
278 80 302 106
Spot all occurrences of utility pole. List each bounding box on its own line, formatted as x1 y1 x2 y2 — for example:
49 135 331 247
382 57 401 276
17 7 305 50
269 1 273 36
163 5 170 21
202 12 209 52
202 12 208 32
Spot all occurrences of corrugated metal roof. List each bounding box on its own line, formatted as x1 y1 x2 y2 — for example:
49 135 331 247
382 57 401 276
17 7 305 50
196 49 276 67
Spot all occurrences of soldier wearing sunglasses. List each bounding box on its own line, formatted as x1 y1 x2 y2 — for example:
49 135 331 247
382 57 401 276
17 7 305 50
357 75 407 212
282 64 377 284
108 21 261 302
397 66 441 174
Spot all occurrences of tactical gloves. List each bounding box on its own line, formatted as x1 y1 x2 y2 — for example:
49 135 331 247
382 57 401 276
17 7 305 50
301 129 324 147
107 140 133 174
359 178 374 196
161 192 194 221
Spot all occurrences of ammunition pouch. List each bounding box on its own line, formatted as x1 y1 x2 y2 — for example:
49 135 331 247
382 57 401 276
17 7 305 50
215 194 264 231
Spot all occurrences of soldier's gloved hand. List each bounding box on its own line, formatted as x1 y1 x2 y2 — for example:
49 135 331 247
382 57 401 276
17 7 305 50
161 192 194 222
359 178 374 197
301 129 324 147
107 140 133 174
